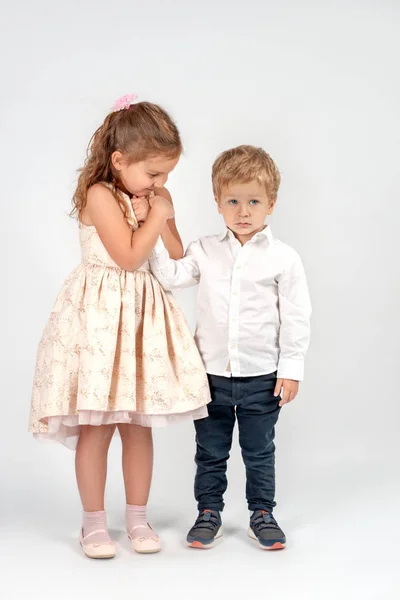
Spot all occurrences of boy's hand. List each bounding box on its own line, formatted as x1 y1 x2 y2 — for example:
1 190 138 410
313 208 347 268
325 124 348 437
149 195 175 221
274 378 299 407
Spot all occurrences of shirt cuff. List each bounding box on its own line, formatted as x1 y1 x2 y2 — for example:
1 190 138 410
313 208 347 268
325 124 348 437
150 237 166 258
277 358 304 381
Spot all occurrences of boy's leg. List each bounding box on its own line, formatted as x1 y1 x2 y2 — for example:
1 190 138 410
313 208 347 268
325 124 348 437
236 373 281 512
194 374 235 512
188 375 235 547
236 373 285 549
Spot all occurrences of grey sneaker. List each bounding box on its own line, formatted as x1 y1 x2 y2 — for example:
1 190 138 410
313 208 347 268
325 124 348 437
186 510 223 549
248 510 286 550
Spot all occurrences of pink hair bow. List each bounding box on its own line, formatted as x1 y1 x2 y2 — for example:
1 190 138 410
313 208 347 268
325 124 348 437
112 93 139 112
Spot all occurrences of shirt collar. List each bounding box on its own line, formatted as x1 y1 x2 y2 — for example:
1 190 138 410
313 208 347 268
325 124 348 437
217 225 273 244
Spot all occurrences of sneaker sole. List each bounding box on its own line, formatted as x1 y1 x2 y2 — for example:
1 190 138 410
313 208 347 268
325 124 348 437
186 526 223 549
248 527 286 551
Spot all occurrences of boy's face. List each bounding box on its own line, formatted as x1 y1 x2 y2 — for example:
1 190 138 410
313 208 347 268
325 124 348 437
217 180 275 244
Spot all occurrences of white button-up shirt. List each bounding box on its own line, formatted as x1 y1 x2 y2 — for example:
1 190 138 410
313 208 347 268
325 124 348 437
149 226 311 380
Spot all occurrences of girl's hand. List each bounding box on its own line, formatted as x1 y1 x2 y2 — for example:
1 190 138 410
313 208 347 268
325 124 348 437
149 195 175 221
274 379 299 407
131 196 150 224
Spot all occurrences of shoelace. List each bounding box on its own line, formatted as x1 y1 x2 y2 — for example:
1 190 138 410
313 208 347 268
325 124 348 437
193 510 220 533
251 511 279 533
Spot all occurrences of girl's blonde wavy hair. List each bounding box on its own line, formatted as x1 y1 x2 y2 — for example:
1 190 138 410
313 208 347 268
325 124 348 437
71 102 182 218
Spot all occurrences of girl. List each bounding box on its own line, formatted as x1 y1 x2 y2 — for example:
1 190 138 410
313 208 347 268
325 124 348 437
29 94 210 559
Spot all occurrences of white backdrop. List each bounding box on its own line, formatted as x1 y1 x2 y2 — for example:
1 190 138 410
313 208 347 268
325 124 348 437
1 1 399 598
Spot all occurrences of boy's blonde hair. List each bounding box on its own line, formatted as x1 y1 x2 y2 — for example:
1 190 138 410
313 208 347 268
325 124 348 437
212 145 281 201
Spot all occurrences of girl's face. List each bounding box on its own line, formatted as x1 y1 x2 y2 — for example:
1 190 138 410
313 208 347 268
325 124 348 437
112 152 179 197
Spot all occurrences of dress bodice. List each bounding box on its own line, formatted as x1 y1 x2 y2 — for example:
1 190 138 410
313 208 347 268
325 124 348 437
79 187 150 272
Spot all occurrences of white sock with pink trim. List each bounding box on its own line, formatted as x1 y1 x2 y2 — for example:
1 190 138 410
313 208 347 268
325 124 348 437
82 510 112 544
126 504 158 539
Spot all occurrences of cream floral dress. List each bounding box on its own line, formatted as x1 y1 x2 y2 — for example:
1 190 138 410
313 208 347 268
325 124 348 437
29 188 210 449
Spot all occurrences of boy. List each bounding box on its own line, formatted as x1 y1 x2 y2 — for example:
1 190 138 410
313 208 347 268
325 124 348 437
149 145 311 550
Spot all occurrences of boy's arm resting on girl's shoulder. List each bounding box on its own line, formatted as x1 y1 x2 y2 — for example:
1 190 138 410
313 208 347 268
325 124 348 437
149 238 200 290
276 251 312 383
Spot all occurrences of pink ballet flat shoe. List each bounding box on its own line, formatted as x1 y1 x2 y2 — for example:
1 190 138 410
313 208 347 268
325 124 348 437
79 528 116 559
128 524 161 554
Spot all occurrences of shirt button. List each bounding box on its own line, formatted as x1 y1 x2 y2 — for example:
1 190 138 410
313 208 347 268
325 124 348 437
235 265 242 270
231 343 237 349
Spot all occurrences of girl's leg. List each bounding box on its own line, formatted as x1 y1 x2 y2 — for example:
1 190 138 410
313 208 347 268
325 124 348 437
118 423 153 505
118 423 160 552
76 424 116 554
75 424 116 511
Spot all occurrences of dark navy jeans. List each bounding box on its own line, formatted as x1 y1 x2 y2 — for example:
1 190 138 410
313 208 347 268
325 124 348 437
194 372 281 512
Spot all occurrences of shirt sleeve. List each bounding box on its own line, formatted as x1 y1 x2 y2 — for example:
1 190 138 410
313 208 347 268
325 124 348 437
277 252 312 381
149 237 200 290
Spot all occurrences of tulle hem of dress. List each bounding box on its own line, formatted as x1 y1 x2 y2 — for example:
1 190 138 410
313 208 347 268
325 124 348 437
34 407 208 450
